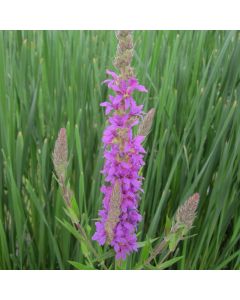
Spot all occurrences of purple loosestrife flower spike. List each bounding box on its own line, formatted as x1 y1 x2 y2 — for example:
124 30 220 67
92 31 148 260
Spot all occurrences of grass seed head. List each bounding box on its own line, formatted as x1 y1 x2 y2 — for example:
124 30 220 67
53 128 68 182
138 108 156 138
175 193 200 231
105 180 122 244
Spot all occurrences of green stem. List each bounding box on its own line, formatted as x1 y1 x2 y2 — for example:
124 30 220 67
136 239 168 269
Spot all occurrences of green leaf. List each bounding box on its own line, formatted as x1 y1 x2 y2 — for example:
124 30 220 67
64 207 79 224
92 249 115 263
168 233 179 252
157 256 184 270
164 215 172 235
68 261 95 270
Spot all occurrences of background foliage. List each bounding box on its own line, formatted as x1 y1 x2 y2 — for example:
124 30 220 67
0 30 239 269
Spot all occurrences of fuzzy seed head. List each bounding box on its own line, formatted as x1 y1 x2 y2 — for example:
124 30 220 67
105 180 122 244
53 128 68 181
138 108 156 137
175 193 200 230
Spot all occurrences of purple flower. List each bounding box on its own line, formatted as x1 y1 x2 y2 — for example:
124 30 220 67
92 70 147 260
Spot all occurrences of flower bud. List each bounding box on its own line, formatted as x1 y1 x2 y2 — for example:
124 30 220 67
114 30 134 79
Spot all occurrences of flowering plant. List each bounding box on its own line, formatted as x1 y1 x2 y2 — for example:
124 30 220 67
52 31 200 269
92 69 148 259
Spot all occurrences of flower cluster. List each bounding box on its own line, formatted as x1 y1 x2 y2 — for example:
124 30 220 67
92 70 148 260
